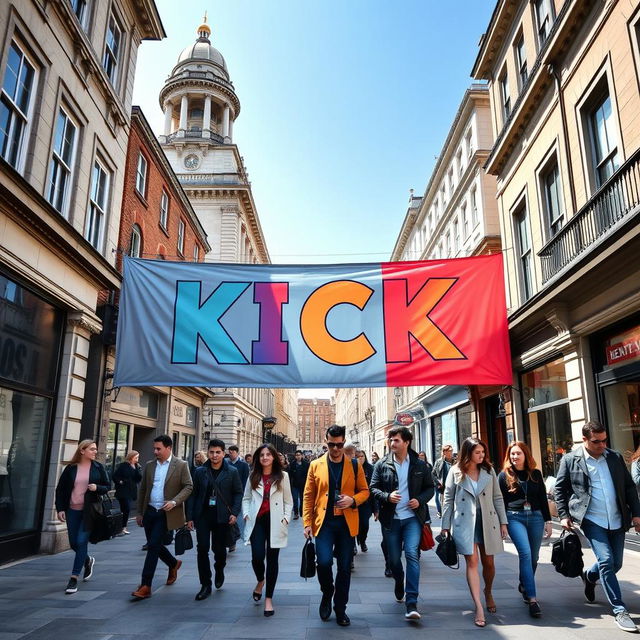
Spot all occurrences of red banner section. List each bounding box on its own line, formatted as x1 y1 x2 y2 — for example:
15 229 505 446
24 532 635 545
382 254 511 386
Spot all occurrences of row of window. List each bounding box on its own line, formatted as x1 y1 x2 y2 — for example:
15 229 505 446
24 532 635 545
1 38 115 251
70 0 124 90
499 0 556 122
513 84 619 302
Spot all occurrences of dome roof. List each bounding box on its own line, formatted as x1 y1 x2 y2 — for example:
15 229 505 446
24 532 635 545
177 37 227 72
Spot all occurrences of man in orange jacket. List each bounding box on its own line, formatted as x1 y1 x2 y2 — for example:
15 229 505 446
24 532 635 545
303 424 370 626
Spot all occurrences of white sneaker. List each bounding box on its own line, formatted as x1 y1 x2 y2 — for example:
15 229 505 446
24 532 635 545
615 611 638 633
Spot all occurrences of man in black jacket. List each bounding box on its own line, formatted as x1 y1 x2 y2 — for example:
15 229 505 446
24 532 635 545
370 426 434 621
289 450 309 519
187 439 242 601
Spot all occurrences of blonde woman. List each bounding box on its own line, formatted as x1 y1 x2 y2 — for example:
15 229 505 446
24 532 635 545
441 438 508 627
242 443 293 617
55 440 110 594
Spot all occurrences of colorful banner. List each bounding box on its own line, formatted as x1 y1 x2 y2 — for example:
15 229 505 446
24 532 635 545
114 254 511 388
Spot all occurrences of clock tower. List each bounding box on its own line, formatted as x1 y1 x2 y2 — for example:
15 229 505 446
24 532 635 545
157 16 275 454
158 16 269 264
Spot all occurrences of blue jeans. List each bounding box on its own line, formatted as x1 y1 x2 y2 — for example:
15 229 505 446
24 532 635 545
506 510 544 599
384 516 421 605
315 516 354 613
292 486 303 516
581 518 626 614
66 509 89 577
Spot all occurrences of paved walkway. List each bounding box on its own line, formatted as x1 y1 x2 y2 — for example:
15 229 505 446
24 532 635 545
2 516 640 639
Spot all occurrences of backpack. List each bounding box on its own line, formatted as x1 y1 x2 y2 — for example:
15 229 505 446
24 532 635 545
551 530 584 578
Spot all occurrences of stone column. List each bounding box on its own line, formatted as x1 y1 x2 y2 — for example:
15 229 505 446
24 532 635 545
203 95 211 138
179 94 188 134
222 104 230 140
163 102 173 136
228 117 233 142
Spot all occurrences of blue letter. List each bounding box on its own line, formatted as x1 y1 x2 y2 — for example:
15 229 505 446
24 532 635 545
172 281 250 364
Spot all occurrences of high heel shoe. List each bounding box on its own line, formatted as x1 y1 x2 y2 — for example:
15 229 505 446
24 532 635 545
484 590 497 614
264 608 275 617
252 591 262 602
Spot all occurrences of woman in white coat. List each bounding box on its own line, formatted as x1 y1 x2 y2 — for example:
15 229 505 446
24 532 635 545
242 443 293 617
441 438 508 628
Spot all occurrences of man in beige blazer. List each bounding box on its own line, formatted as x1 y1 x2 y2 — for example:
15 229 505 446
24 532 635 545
131 435 192 599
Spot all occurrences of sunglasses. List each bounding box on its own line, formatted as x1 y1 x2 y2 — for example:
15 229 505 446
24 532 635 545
589 437 607 444
326 442 345 449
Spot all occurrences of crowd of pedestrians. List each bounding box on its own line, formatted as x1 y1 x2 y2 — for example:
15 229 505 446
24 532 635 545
52 420 640 632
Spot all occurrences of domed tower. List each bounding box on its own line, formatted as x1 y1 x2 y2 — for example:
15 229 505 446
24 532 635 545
158 17 269 266
159 17 239 144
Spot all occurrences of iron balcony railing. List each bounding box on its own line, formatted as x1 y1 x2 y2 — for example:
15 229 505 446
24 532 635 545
538 147 640 283
166 129 225 144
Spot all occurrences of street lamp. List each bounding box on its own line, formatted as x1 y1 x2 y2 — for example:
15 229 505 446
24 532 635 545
262 416 277 445
203 409 226 447
393 386 402 410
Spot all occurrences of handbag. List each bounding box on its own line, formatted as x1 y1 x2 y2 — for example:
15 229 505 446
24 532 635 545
435 532 458 569
174 525 194 555
419 523 435 551
551 530 583 578
300 537 316 579
88 494 123 544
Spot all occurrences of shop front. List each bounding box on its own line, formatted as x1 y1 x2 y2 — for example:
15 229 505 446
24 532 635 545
169 395 199 465
521 357 573 479
0 272 64 560
592 316 640 462
425 387 473 463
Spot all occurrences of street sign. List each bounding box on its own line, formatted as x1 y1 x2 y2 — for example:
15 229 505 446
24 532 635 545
395 412 414 426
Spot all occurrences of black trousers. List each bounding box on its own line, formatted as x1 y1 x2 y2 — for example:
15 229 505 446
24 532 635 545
195 508 229 587
250 513 280 598
141 507 177 587
357 503 372 546
117 497 130 526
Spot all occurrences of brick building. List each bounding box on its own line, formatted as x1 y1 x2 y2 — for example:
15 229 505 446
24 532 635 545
297 398 336 453
101 106 213 475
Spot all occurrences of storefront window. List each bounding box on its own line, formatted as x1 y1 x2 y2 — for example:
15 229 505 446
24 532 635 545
528 403 572 478
522 358 568 409
0 276 63 392
185 405 197 428
0 388 51 535
180 433 194 463
603 383 640 460
431 404 473 460
105 422 129 478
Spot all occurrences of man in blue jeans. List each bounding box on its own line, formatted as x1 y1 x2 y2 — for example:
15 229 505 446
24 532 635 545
555 421 640 633
370 426 434 621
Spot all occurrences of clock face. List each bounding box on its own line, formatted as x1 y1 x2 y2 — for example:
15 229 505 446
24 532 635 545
184 153 200 170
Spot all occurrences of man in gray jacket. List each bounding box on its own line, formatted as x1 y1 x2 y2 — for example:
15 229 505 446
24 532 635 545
555 421 640 632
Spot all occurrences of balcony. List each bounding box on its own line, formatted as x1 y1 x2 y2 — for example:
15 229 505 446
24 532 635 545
164 129 225 145
538 148 640 284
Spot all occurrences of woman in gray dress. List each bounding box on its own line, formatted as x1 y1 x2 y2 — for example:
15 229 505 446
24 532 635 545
441 438 508 628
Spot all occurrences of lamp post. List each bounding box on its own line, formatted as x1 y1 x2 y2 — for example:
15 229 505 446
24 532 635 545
262 416 277 446
203 408 226 448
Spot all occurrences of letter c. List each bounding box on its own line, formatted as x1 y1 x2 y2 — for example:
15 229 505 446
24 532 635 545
300 280 375 366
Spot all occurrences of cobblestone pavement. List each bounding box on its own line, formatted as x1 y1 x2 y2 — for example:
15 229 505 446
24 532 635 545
2 516 640 639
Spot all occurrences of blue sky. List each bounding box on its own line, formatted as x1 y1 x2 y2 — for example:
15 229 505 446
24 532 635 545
132 1 496 398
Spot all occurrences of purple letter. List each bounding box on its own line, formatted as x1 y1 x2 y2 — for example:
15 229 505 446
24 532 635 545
252 282 289 364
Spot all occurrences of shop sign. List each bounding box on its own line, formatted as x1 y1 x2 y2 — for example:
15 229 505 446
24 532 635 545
394 412 414 426
606 327 640 367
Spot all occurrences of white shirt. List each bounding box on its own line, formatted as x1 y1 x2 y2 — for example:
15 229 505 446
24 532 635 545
583 449 622 530
150 455 172 509
393 455 413 520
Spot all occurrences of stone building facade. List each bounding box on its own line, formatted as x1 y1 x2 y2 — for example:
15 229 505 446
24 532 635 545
472 0 640 482
0 0 164 563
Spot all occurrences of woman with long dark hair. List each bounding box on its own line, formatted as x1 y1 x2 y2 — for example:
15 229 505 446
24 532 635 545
113 450 142 535
499 441 552 618
441 438 507 627
242 443 292 616
55 439 110 594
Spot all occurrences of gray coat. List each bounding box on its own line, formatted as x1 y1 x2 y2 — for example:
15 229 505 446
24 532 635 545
441 464 508 556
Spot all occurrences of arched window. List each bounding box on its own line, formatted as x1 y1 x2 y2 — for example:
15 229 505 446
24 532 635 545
129 224 142 257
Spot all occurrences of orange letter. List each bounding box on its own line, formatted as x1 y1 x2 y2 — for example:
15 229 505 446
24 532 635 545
300 280 375 365
383 278 465 362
